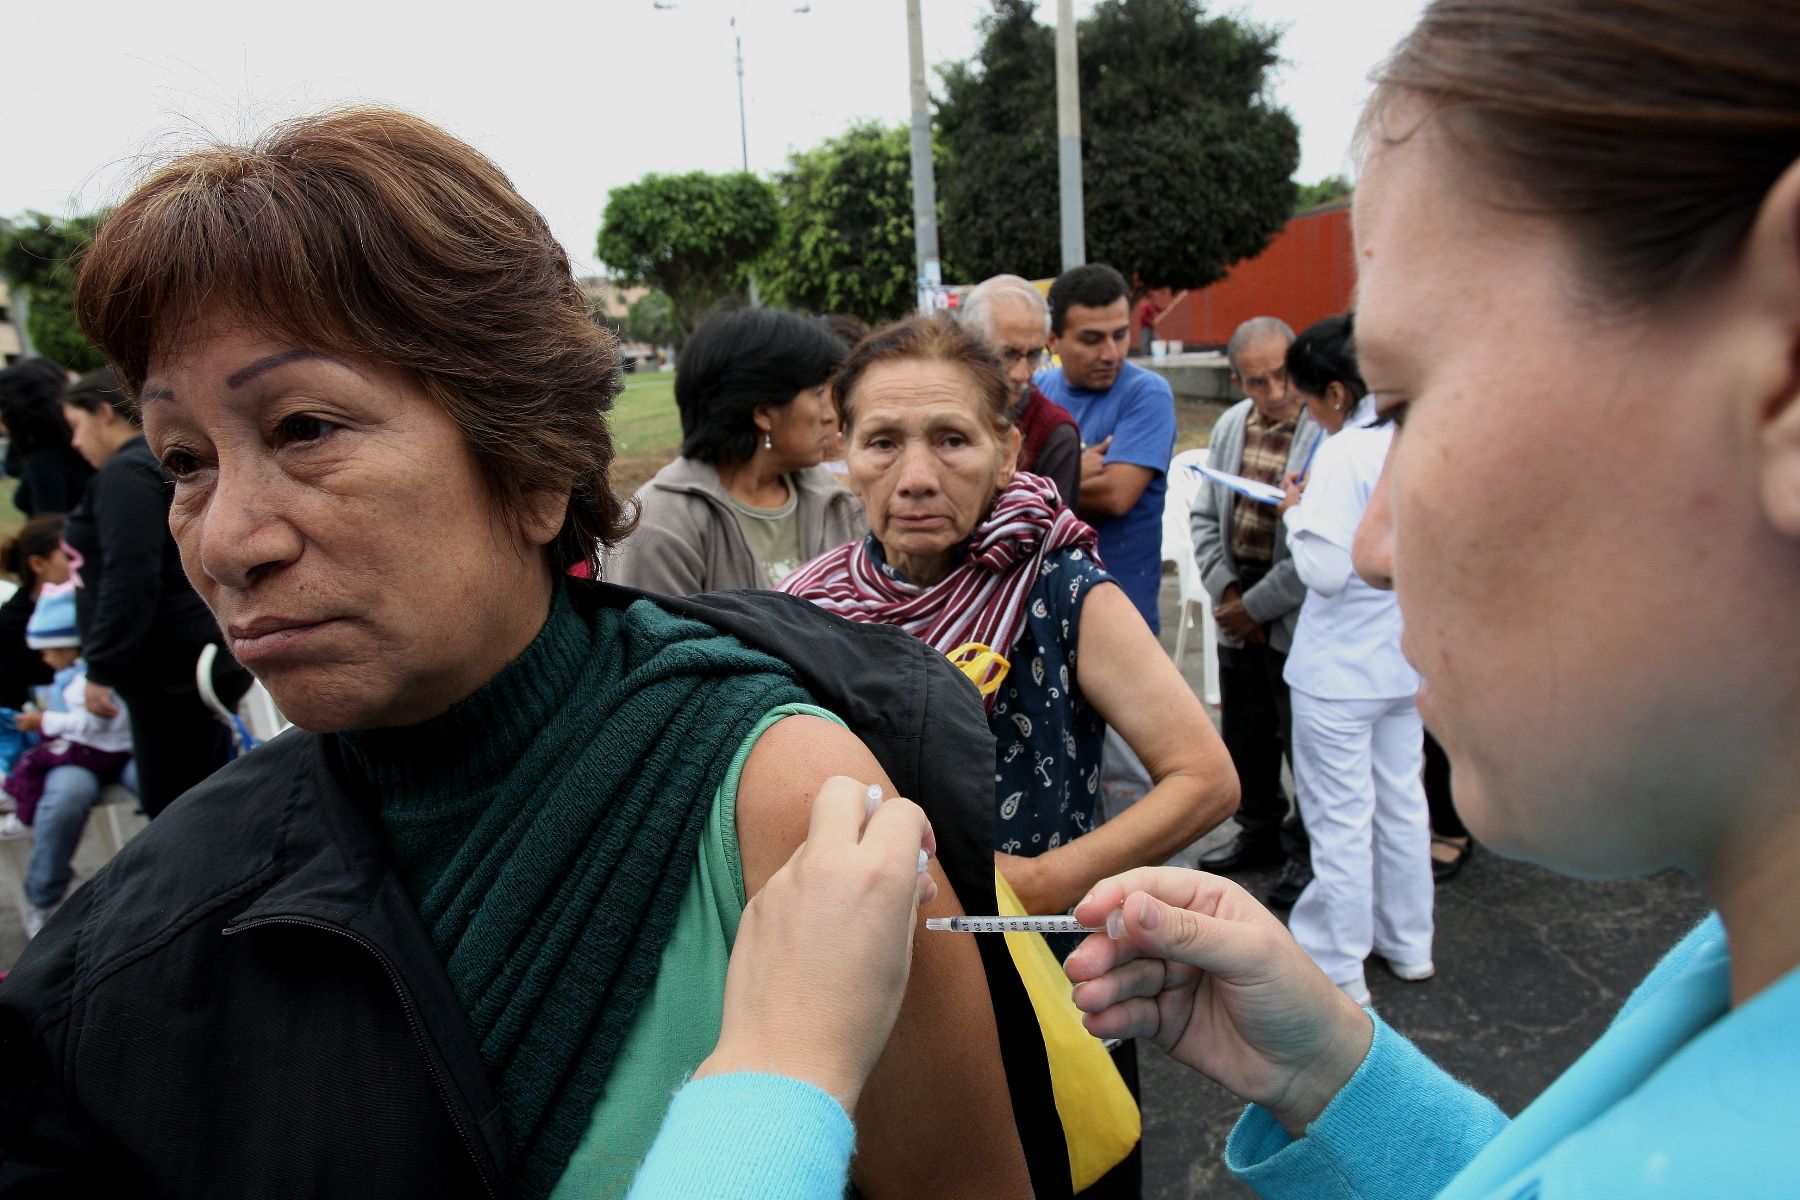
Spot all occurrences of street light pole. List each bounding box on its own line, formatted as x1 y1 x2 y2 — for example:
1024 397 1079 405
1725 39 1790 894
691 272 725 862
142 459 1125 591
731 16 749 173
1055 0 1086 270
905 0 942 311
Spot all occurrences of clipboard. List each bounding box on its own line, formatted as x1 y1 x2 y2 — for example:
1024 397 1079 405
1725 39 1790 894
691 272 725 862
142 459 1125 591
1190 464 1285 507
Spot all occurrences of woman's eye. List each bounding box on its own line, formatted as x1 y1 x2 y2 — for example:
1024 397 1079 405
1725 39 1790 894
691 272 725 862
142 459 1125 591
276 414 335 444
160 450 203 480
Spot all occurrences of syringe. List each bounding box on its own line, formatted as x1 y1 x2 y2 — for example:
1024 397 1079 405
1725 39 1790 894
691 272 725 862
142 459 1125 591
925 910 1126 938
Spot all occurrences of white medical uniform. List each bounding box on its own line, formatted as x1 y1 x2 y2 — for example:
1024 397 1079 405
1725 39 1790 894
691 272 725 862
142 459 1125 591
1282 413 1434 991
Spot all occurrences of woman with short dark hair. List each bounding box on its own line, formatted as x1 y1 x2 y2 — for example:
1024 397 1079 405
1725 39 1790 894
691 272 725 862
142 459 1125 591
0 357 91 517
608 307 865 594
58 366 243 817
1272 315 1433 1006
0 106 1031 1200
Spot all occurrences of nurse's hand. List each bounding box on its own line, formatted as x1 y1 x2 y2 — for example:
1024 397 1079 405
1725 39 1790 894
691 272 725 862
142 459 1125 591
1277 472 1306 516
1066 868 1372 1138
697 776 937 1114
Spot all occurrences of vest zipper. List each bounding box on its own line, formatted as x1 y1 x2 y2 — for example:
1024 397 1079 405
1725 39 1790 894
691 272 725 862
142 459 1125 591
224 914 500 1198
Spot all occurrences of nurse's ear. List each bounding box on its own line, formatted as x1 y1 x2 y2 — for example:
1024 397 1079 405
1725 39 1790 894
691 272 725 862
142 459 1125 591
1748 158 1800 538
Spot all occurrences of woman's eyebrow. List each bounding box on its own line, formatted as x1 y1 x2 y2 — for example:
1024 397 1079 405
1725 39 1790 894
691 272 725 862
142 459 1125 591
225 348 356 389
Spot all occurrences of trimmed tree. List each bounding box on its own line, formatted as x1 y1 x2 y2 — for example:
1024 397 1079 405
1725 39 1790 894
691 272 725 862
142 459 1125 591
596 172 779 344
760 122 947 324
937 0 1299 289
1 211 110 371
1294 175 1354 213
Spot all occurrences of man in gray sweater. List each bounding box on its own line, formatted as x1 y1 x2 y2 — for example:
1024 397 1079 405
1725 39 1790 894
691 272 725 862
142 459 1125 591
1189 317 1323 906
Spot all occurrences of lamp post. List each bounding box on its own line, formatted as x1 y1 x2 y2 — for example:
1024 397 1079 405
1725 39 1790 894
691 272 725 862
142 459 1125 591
731 16 749 172
905 0 942 312
652 2 810 175
1055 0 1086 270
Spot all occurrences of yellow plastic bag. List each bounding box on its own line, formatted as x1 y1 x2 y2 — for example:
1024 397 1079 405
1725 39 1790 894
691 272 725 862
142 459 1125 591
994 869 1141 1191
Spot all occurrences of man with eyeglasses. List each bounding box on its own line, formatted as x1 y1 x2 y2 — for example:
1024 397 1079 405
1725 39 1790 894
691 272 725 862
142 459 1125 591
959 275 1081 506
1190 315 1325 908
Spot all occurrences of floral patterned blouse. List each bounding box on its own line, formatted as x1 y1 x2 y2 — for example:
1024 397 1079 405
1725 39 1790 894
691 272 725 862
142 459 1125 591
990 546 1116 858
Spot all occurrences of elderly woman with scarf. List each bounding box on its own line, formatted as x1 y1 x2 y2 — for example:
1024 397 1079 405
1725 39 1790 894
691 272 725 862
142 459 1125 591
783 315 1237 920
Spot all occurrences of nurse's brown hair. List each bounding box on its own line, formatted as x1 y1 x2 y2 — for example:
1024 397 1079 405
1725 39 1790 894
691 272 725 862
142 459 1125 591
1367 0 1800 305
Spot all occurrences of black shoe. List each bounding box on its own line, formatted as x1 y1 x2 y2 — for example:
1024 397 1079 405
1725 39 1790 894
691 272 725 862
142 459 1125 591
1196 833 1285 874
1431 835 1473 882
1264 856 1313 909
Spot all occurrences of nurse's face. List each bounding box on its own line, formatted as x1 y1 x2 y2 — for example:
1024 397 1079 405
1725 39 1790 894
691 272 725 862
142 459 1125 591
1350 105 1800 880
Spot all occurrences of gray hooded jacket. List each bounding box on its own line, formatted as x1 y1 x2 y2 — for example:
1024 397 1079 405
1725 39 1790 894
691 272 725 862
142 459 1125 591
605 456 867 595
1189 399 1324 653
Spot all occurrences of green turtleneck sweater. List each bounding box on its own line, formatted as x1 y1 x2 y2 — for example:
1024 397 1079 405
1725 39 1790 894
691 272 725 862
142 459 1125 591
339 586 831 1198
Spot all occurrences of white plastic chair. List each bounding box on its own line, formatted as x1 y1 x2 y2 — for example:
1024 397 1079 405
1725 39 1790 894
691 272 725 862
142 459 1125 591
197 644 291 752
1162 448 1221 706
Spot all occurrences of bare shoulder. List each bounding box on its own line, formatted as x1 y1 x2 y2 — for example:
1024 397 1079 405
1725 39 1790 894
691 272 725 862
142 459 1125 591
735 716 1032 1194
735 714 892 897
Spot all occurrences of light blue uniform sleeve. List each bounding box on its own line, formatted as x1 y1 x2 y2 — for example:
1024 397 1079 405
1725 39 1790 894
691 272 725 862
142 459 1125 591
627 1073 855 1200
1226 1014 1510 1199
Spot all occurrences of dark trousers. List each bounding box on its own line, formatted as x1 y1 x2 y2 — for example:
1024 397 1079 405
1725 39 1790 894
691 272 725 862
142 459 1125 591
1217 640 1308 860
113 648 249 818
1423 729 1467 838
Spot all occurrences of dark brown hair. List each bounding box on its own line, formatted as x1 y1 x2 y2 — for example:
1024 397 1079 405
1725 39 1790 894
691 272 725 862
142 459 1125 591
834 314 1013 435
1 513 67 592
74 106 630 572
63 366 137 427
1367 0 1800 305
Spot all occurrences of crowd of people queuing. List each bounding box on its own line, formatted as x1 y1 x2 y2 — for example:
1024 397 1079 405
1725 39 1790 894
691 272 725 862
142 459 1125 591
3 0 1798 1194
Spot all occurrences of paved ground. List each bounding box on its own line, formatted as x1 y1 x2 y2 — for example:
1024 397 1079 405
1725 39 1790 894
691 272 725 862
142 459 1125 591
1 573 1713 1200
1141 575 1710 1198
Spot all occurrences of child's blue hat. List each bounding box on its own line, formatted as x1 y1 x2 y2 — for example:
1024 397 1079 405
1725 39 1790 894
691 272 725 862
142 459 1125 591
26 585 80 650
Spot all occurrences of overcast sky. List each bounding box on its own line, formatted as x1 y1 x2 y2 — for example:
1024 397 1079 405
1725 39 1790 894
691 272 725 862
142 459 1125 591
5 0 1425 279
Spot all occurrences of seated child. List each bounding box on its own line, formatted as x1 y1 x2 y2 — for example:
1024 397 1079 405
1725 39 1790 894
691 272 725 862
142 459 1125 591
1 586 134 830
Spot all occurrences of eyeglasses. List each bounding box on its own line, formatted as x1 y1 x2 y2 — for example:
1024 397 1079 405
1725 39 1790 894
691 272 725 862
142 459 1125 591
999 347 1045 370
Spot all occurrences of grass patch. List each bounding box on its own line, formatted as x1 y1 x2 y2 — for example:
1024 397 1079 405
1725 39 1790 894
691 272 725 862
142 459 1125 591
610 372 681 455
609 372 683 496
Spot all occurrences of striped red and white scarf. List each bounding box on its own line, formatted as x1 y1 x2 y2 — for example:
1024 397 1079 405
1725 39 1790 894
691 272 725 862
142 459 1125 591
780 472 1100 702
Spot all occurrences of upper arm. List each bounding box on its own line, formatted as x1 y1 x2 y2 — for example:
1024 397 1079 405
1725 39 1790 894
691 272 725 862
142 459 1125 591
1033 424 1082 508
1104 382 1177 475
1286 528 1355 597
736 717 1032 1199
1073 582 1231 797
1080 462 1157 519
92 469 167 577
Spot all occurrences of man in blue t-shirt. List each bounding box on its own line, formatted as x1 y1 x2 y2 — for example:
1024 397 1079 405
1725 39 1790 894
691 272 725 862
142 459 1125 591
1035 264 1176 634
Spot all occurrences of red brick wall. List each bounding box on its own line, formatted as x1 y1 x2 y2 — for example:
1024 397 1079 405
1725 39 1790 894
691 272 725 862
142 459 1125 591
1155 203 1355 348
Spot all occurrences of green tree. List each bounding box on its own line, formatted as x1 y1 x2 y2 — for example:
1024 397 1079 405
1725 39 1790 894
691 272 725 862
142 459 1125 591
760 123 947 324
1 210 109 371
1294 175 1353 213
937 0 1299 290
595 172 779 343
622 289 679 349
936 0 1061 281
